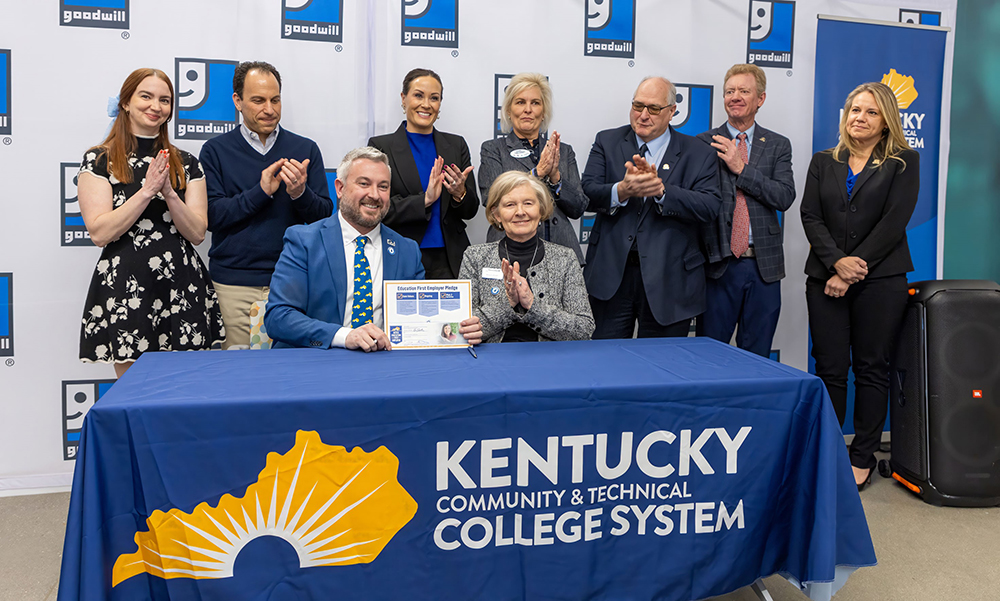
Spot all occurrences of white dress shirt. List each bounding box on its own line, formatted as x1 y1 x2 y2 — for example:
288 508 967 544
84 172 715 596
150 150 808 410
332 212 384 348
240 123 280 155
610 129 671 209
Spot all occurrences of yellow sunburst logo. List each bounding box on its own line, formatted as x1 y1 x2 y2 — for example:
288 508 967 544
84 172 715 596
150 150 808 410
881 69 918 109
112 431 417 586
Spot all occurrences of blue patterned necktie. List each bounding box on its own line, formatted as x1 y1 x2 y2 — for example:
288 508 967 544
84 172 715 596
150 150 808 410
352 236 373 327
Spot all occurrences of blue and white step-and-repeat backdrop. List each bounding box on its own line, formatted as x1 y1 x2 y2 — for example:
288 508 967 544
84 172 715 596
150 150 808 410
0 0 954 494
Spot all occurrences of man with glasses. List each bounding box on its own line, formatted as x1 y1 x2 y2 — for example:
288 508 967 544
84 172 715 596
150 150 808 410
581 77 721 338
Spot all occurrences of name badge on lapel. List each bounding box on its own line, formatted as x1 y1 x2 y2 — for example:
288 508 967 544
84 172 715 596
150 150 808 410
510 149 531 159
482 267 503 280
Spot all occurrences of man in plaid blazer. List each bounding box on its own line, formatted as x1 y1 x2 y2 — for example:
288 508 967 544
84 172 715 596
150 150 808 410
696 64 795 357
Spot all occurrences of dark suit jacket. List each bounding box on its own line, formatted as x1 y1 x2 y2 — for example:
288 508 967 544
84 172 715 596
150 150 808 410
800 148 920 280
264 215 424 349
368 123 479 277
697 123 795 282
479 132 587 264
581 125 722 325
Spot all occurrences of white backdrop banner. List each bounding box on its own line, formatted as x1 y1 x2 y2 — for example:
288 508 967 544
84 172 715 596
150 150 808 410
0 0 955 493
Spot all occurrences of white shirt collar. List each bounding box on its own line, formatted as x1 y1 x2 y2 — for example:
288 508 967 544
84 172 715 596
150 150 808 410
338 211 382 249
240 123 280 155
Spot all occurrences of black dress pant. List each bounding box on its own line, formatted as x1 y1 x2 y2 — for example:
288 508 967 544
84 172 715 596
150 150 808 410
806 274 908 469
590 252 692 339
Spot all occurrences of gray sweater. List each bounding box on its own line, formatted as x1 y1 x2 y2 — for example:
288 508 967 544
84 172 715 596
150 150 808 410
458 240 595 343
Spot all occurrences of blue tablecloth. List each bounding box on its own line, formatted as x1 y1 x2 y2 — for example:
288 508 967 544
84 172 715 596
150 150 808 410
58 338 875 600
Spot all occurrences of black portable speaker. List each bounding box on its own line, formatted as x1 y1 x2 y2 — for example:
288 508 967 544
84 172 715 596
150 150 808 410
887 280 1000 506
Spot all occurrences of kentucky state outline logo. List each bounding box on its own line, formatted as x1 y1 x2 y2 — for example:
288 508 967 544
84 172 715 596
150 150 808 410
112 431 418 585
746 0 795 69
584 0 635 58
282 0 343 42
882 69 918 109
59 0 129 29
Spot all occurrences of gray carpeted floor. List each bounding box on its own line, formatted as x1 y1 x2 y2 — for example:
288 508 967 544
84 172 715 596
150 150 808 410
3 453 998 601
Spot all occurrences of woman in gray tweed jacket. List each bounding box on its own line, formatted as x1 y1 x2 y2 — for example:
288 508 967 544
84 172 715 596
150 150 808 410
459 171 594 343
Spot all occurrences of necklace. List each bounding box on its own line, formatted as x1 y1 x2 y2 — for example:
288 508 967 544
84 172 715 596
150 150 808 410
502 236 540 281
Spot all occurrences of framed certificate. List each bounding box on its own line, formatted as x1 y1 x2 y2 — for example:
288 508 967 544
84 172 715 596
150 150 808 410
383 280 472 349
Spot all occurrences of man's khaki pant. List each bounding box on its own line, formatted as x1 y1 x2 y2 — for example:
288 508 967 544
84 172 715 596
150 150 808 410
212 282 269 349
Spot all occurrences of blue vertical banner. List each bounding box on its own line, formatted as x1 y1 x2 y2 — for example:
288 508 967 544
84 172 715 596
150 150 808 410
812 17 947 433
813 17 947 284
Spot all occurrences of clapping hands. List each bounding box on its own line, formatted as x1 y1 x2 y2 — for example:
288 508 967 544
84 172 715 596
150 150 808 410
536 132 561 184
501 258 534 311
620 153 664 199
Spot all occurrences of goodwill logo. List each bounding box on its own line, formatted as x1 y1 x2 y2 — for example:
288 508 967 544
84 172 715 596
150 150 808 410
584 0 635 59
402 0 458 48
0 49 9 136
494 74 513 140
882 69 925 149
61 162 93 246
325 169 339 212
0 273 12 357
434 427 750 550
899 9 941 26
60 0 128 29
112 431 417 586
62 380 114 460
175 59 239 141
579 214 596 244
282 0 343 43
746 0 795 69
672 84 714 137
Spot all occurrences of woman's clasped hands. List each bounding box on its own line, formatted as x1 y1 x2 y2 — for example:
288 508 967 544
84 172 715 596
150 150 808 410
141 149 172 201
501 258 533 311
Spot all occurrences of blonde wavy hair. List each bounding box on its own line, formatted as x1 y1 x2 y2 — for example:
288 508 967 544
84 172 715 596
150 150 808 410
832 82 911 170
499 73 552 135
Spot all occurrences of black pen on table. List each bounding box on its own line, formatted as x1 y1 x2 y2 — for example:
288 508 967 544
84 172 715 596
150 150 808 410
467 345 477 359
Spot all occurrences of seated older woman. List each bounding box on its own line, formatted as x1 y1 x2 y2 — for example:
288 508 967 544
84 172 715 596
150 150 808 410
459 171 594 343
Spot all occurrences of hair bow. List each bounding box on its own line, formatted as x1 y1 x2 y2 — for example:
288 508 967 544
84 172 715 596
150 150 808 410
107 95 120 118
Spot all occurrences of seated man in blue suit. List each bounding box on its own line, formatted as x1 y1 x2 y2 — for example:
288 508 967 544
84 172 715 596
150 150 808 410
581 77 721 339
265 147 482 351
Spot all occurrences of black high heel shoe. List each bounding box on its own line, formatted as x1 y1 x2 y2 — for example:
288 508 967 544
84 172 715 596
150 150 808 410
856 467 874 492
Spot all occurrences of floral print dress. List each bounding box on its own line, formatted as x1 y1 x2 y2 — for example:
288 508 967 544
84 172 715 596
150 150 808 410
79 137 225 363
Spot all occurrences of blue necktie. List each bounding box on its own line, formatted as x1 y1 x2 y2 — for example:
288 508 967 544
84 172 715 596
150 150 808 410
352 236 373 327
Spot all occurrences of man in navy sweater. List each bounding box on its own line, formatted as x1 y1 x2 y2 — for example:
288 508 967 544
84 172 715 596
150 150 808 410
201 61 333 348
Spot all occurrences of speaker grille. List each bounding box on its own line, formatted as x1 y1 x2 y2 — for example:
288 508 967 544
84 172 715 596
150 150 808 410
891 303 927 479
925 290 1000 497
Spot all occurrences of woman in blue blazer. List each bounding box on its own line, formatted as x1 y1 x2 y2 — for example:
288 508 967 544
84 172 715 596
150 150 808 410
801 82 920 491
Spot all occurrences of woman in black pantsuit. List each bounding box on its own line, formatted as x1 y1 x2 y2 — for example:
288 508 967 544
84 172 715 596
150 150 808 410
368 68 479 279
801 82 920 490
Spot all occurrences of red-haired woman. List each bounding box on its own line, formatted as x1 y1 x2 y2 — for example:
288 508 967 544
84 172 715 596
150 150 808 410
78 68 224 377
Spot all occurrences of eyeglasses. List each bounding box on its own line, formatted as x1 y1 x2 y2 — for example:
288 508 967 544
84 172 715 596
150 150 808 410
631 101 670 116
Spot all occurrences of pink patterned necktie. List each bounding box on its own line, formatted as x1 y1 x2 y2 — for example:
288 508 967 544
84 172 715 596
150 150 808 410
730 132 750 258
